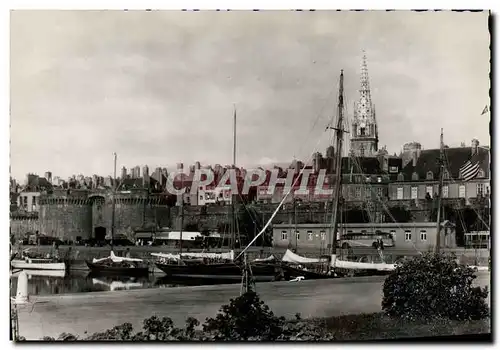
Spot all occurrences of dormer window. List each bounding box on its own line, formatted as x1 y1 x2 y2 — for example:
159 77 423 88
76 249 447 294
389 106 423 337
412 172 419 181
397 173 405 181
443 170 450 180
426 171 434 180
478 169 485 178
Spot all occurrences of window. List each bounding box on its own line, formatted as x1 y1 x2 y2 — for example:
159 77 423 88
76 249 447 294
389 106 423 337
426 171 434 180
397 187 403 200
366 176 371 182
295 231 300 241
377 176 382 183
360 127 366 136
420 230 427 241
365 188 371 199
281 231 287 240
390 230 396 241
478 169 485 178
377 187 383 198
442 185 449 198
443 170 450 180
355 187 361 198
459 185 466 198
426 186 433 196
199 196 203 200
477 183 484 196
307 231 313 241
397 173 405 181
411 187 418 199
412 172 419 181
405 231 412 241
360 145 365 157
320 231 326 241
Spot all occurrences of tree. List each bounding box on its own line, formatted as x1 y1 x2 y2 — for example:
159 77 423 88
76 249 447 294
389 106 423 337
382 253 489 321
203 291 285 340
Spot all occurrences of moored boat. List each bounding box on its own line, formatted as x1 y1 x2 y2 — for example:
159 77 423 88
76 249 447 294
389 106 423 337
11 257 66 271
154 259 280 283
86 251 149 276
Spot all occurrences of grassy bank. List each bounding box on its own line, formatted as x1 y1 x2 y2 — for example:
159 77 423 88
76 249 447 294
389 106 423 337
22 312 491 341
315 312 491 341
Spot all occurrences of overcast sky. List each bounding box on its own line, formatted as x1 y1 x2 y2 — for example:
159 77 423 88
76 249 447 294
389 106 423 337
10 10 490 180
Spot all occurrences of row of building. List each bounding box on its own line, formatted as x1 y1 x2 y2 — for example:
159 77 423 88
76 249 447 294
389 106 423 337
10 53 490 250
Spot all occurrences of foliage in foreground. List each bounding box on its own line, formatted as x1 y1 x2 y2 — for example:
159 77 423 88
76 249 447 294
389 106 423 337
29 288 490 341
382 253 489 321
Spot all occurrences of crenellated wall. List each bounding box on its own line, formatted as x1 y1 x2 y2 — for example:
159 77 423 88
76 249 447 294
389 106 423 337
36 190 172 240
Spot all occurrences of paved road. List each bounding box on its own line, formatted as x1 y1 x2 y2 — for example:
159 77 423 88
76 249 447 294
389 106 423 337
15 272 490 340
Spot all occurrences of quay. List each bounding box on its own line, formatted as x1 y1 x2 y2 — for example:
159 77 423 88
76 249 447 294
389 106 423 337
18 245 491 272
15 271 490 340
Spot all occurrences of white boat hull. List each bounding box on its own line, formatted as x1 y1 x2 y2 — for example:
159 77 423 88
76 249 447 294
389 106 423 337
10 269 66 278
11 259 66 271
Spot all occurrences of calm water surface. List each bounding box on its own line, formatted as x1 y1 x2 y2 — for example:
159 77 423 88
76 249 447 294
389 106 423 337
10 270 239 296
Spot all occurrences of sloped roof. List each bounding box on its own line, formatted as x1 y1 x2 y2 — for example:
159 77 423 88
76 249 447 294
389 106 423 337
401 147 489 180
341 157 384 175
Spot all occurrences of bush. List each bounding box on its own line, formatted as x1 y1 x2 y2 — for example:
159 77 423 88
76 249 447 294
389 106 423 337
382 253 489 321
203 291 285 340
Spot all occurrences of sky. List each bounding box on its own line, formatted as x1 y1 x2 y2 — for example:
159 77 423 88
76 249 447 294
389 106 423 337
10 10 490 181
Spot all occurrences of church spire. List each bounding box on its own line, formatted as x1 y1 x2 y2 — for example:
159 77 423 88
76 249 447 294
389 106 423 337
360 50 371 94
350 51 379 157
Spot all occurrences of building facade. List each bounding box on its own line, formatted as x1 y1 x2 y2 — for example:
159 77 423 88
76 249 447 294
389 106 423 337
272 222 456 251
389 140 490 205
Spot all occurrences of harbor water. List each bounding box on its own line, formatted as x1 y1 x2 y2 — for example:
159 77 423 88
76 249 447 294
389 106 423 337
9 270 241 297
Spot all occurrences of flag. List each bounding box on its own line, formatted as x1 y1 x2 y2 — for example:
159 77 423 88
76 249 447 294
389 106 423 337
481 105 489 115
460 153 481 181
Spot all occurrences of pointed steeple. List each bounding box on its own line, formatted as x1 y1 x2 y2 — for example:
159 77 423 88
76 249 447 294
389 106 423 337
350 51 379 157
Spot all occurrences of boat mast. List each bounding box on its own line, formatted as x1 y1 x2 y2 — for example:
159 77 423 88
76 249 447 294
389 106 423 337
231 106 237 251
435 128 444 254
328 70 347 257
111 152 117 250
179 172 184 256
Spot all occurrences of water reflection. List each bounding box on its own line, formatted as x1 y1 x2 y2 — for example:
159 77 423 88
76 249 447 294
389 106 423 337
9 270 240 296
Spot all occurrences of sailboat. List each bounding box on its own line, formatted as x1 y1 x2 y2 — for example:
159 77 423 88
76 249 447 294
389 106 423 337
153 107 280 283
86 153 149 277
236 69 397 277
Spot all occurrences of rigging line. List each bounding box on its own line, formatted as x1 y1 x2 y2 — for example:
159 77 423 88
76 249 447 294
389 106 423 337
236 132 329 260
296 76 340 159
442 150 490 230
348 154 422 254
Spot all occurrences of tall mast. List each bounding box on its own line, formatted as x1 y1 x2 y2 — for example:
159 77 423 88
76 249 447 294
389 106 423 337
231 106 237 251
111 152 117 250
328 70 347 256
179 170 184 256
435 128 445 253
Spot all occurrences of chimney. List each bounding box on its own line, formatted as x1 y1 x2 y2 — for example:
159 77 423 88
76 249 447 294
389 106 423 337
471 139 479 155
412 151 418 167
142 165 150 186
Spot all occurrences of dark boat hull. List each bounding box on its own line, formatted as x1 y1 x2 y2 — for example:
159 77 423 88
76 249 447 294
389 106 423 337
85 261 149 277
280 263 336 280
155 262 280 283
